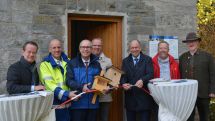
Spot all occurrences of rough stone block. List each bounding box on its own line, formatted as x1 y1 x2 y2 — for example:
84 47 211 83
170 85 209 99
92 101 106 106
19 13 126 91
32 24 65 36
12 0 38 14
128 25 153 35
67 0 77 10
39 4 65 15
38 0 48 4
87 0 106 11
118 1 153 13
76 0 88 11
128 16 155 26
33 15 61 25
106 0 117 11
0 23 16 41
0 0 10 11
47 0 66 5
155 12 196 29
12 11 33 24
0 12 12 22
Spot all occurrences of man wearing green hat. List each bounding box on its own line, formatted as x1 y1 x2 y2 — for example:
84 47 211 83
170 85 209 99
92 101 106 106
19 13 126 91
179 32 215 121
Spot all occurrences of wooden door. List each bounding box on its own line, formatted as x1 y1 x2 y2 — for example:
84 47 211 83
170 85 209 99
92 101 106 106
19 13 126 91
68 14 123 121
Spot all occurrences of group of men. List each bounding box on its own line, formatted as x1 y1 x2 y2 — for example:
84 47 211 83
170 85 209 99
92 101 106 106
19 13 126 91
6 32 215 121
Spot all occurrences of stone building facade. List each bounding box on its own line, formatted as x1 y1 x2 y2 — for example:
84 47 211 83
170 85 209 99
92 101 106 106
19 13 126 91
0 0 197 93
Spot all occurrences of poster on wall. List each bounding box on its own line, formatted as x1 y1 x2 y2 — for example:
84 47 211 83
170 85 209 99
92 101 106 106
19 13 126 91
149 35 179 59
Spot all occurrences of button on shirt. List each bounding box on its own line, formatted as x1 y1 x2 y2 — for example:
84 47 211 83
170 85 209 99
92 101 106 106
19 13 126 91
158 57 171 80
132 55 140 66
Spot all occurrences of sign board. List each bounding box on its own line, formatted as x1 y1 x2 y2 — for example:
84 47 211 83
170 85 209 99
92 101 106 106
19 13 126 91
149 35 179 59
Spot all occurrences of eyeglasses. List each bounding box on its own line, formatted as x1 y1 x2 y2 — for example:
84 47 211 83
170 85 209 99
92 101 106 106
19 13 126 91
80 46 92 49
92 45 102 47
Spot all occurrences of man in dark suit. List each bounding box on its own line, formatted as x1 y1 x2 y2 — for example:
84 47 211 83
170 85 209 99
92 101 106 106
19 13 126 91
7 41 45 94
179 32 215 121
121 39 154 121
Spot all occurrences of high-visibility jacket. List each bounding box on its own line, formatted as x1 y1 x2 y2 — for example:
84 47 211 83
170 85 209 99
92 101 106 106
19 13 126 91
39 52 70 104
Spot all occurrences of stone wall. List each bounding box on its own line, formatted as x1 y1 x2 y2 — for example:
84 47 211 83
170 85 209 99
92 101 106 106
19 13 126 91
0 0 197 93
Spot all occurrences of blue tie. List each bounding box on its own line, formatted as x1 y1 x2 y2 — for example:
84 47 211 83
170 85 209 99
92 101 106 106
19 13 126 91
134 58 139 65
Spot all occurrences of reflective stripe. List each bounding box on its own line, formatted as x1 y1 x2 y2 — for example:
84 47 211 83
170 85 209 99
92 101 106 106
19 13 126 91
57 82 64 87
52 103 71 109
58 90 65 100
43 76 53 81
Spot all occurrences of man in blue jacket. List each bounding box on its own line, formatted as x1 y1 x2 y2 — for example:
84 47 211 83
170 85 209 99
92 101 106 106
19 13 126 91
121 40 154 121
66 39 101 121
39 39 77 121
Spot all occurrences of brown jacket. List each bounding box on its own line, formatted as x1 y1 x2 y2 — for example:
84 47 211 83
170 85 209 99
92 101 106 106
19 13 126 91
179 50 215 98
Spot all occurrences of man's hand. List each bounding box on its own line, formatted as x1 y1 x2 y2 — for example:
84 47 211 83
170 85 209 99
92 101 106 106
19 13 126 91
69 91 77 99
122 83 132 91
82 83 90 92
34 85 45 91
102 86 111 94
209 93 215 98
135 80 143 88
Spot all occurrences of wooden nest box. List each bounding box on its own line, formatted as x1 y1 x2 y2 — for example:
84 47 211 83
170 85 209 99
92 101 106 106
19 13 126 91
104 66 124 87
92 76 111 92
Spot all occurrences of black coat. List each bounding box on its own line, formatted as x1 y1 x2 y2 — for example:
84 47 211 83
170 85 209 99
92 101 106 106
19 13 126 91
6 56 39 94
121 53 154 111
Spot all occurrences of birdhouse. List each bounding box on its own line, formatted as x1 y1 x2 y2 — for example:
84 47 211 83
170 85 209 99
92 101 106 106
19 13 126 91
92 76 111 92
91 75 111 104
104 66 124 87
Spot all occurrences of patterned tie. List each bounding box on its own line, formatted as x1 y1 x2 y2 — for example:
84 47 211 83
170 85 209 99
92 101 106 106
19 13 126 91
134 58 139 66
85 62 89 68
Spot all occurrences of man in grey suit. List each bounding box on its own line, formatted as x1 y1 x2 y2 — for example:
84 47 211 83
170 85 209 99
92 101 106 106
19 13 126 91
179 32 215 121
92 38 112 121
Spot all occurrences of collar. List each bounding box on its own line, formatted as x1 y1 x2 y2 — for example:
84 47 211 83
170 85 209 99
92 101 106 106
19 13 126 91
43 52 69 68
98 52 105 61
53 56 62 65
132 54 140 60
189 49 200 56
82 58 90 63
20 56 36 68
158 57 169 63
77 53 99 66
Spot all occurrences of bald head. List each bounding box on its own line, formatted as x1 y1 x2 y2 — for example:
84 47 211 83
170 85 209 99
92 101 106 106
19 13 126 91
79 39 92 60
129 40 142 57
79 39 92 48
49 39 62 60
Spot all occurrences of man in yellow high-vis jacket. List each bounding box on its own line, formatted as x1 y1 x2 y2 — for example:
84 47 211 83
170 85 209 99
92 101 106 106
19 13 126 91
39 39 76 121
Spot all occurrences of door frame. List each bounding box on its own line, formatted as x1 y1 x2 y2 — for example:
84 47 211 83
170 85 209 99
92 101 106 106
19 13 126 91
65 11 127 121
64 11 127 59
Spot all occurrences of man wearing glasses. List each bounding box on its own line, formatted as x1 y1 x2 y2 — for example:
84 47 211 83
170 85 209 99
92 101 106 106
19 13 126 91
66 39 101 121
92 38 112 121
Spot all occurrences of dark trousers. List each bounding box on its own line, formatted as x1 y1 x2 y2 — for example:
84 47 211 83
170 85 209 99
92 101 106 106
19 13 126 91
70 109 97 121
151 103 158 121
126 110 151 121
187 97 210 121
98 102 110 121
55 108 70 121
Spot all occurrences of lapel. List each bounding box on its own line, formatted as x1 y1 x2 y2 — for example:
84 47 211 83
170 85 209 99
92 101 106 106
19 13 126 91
134 53 144 76
127 53 144 76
